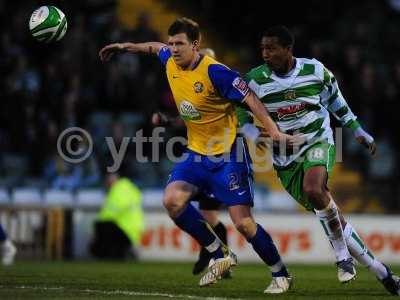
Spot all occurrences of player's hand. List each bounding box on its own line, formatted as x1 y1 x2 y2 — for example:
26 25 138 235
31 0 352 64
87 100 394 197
262 128 306 148
353 127 376 156
151 112 161 126
275 132 306 147
99 43 126 62
254 128 305 149
356 136 377 156
151 112 170 126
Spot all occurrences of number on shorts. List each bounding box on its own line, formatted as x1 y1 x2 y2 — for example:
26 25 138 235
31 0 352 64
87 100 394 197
308 147 325 161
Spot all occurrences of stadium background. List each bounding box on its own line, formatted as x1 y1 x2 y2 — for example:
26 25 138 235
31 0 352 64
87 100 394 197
0 0 400 264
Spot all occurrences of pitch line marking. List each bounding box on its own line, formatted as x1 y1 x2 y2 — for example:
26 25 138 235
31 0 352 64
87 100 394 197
2 285 245 300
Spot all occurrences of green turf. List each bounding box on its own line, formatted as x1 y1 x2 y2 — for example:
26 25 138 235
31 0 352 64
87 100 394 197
0 261 398 299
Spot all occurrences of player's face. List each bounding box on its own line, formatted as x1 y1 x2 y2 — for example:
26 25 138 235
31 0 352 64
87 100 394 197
261 36 292 74
168 33 197 68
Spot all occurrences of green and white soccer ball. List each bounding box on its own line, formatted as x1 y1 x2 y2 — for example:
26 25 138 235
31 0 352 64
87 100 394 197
29 6 67 43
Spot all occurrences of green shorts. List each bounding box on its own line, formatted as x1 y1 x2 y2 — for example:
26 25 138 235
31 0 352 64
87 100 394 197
274 142 336 211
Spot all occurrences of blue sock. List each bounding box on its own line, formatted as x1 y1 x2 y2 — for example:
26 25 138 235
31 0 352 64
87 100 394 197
173 203 223 259
248 224 289 277
0 224 7 242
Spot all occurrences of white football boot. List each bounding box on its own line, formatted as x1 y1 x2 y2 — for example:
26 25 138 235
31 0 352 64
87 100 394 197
199 249 237 287
337 258 356 283
264 276 293 294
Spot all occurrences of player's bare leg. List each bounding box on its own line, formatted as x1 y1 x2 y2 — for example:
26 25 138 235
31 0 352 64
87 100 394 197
229 205 292 294
202 210 219 227
303 166 355 283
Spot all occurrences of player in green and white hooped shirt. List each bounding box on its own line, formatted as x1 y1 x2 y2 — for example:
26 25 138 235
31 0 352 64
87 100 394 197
239 26 399 295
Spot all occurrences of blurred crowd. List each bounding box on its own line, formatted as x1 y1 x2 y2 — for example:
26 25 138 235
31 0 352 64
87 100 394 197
0 1 179 190
0 0 399 211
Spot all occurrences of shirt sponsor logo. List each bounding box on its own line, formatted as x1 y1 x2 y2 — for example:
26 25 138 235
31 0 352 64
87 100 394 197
193 81 204 93
179 100 201 120
277 103 307 121
232 77 249 96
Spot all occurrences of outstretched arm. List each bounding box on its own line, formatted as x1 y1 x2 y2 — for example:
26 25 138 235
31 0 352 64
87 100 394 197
99 42 167 62
321 67 376 155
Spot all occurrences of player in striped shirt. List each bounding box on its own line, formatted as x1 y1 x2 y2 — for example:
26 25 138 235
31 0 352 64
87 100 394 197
237 26 399 295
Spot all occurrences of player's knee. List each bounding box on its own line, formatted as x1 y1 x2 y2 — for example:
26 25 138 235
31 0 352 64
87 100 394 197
303 182 325 201
162 190 186 217
201 210 219 227
234 217 257 239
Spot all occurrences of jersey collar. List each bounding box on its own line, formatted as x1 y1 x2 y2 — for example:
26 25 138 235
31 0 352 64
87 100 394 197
178 54 204 71
270 57 301 88
191 54 204 70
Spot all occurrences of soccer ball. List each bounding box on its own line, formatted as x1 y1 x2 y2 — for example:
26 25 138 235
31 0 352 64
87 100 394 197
29 6 67 43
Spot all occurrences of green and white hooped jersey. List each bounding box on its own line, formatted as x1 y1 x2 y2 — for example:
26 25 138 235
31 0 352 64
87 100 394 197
244 57 358 167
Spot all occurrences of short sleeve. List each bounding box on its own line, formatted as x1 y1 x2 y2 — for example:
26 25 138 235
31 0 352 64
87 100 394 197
158 47 172 66
208 64 249 102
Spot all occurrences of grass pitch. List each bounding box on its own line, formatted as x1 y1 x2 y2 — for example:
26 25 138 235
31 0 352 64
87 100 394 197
0 261 398 299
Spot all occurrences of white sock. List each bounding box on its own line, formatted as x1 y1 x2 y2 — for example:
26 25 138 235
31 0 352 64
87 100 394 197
343 223 388 280
315 199 351 262
270 260 284 273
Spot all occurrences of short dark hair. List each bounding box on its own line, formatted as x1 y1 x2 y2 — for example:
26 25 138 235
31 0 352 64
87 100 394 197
262 25 294 48
168 17 200 42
